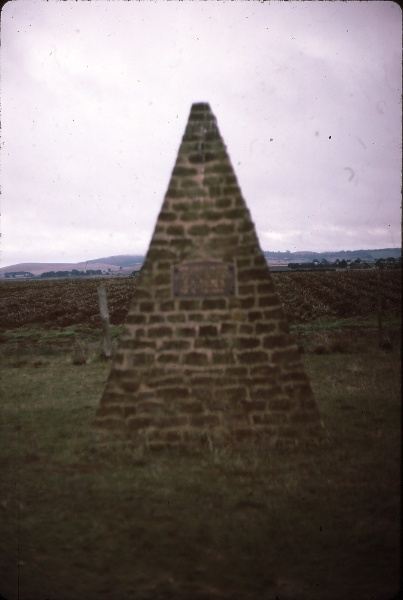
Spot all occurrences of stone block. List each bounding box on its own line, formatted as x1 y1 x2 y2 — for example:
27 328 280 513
126 352 155 368
157 211 177 222
232 427 255 441
93 417 125 430
216 197 233 209
167 225 185 236
179 300 200 311
166 188 185 199
198 325 218 337
239 324 254 335
224 366 248 378
254 255 267 267
196 338 228 352
188 224 210 236
186 187 208 199
147 441 170 451
139 301 154 312
278 426 300 438
221 321 237 335
167 314 186 323
163 430 183 443
202 210 222 221
135 401 168 415
250 385 281 401
227 412 251 425
160 339 190 351
236 257 253 269
237 221 254 233
239 297 256 309
241 399 266 412
290 411 321 423
193 387 213 402
187 313 204 322
227 297 241 310
238 268 268 283
148 326 173 338
177 327 197 337
173 166 198 176
190 414 221 427
208 235 239 250
178 401 204 414
222 185 241 197
204 163 233 175
201 298 227 310
154 286 172 300
96 405 124 418
238 350 268 364
252 413 287 425
236 337 260 350
122 406 138 417
189 374 215 386
181 210 200 221
258 295 279 308
147 247 176 260
157 415 189 428
238 284 255 296
123 313 147 325
212 351 235 365
127 416 154 431
159 386 190 401
218 387 247 402
160 300 175 311
120 378 141 393
188 153 206 163
262 335 287 349
254 322 277 336
268 397 293 411
180 179 201 189
246 311 262 323
184 352 209 366
157 353 179 364
120 340 154 351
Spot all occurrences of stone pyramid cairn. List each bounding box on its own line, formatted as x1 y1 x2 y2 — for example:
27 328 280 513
94 102 324 450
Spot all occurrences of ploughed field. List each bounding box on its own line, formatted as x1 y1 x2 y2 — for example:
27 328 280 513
0 269 401 328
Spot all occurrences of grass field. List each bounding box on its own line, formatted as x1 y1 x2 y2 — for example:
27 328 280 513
0 273 401 600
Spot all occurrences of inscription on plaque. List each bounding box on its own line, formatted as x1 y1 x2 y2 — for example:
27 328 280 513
173 260 235 297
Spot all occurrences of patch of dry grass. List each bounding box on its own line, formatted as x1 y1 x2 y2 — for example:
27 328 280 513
0 322 400 600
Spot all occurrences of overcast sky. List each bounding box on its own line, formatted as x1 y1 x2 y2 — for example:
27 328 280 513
1 0 401 267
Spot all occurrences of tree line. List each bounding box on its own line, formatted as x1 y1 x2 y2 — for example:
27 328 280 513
40 269 103 278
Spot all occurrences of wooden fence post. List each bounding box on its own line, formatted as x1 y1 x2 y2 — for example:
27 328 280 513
377 269 383 348
98 284 112 358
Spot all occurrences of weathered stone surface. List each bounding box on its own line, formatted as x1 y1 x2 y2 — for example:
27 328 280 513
95 102 324 451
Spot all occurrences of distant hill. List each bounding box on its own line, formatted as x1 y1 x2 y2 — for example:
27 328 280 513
0 259 143 277
85 255 146 268
263 248 401 265
0 249 400 277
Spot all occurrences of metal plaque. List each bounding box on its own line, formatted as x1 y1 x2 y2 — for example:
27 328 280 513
173 260 235 297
